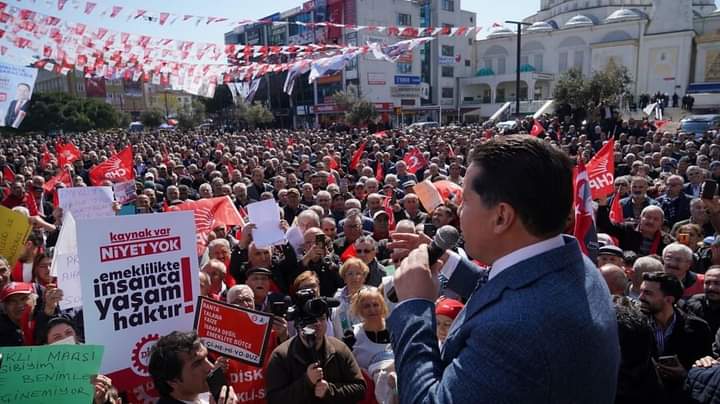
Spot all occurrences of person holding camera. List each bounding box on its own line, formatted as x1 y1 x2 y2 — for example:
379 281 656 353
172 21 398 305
297 227 344 298
265 288 366 404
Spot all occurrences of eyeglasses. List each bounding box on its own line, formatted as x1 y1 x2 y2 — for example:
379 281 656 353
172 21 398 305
355 249 374 254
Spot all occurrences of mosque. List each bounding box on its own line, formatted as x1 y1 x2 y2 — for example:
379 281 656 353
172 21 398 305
460 0 720 116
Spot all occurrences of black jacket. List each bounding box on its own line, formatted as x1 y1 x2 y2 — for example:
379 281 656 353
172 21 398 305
597 205 675 255
297 254 344 298
659 309 713 370
229 243 297 294
685 294 720 337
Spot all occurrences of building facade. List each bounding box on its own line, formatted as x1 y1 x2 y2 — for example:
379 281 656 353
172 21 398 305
461 0 720 119
225 0 477 127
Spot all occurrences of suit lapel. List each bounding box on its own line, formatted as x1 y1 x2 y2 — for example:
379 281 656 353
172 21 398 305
441 237 582 361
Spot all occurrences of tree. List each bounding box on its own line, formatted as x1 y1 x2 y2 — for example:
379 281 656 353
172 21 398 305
331 85 378 127
553 64 632 122
241 102 273 128
19 93 125 133
139 109 164 128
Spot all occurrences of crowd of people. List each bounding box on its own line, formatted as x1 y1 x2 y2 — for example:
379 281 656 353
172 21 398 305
2 111 720 403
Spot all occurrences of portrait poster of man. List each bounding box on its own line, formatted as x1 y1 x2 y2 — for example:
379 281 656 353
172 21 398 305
0 62 38 129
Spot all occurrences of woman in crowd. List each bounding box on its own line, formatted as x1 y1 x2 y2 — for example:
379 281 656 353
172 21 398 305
354 236 386 287
31 247 55 287
435 297 464 348
332 257 368 337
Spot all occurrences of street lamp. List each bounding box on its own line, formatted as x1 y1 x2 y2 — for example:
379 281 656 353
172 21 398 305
505 20 531 117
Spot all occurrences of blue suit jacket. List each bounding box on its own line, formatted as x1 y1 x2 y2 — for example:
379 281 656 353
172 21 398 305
388 236 620 404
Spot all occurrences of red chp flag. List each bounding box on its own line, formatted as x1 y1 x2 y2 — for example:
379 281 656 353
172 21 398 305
376 160 384 182
609 191 624 224
530 120 545 137
43 168 72 193
173 196 245 255
2 166 15 182
40 145 54 169
56 142 82 167
89 146 134 185
573 161 599 264
433 180 464 206
585 138 615 200
403 148 428 174
383 196 396 231
349 141 367 172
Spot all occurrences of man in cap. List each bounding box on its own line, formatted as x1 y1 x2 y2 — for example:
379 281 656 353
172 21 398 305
597 245 625 268
244 267 286 313
0 282 61 346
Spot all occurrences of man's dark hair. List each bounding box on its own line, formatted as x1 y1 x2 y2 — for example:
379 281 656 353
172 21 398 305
642 271 684 303
149 331 202 397
469 135 573 237
17 82 30 91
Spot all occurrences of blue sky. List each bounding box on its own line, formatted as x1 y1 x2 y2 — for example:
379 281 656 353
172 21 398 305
18 0 720 44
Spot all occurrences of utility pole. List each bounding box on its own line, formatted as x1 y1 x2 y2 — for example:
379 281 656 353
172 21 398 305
505 20 531 116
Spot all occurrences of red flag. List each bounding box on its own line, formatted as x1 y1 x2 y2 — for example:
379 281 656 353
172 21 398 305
40 145 53 169
327 156 339 170
382 196 395 231
56 142 82 167
375 160 384 182
288 137 295 146
349 141 367 172
403 148 428 174
373 131 387 138
530 121 545 137
609 191 624 225
573 161 599 263
655 120 670 130
327 173 336 185
340 243 357 262
173 196 245 255
43 168 72 193
433 180 463 205
3 166 15 182
586 138 615 200
89 146 134 185
447 146 456 158
264 139 274 149
25 193 38 216
110 5 122 17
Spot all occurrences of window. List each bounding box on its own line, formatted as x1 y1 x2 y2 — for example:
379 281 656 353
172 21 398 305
497 58 506 75
559 52 568 73
496 88 505 103
401 99 416 106
520 55 529 67
397 62 412 74
573 50 584 72
398 13 412 26
442 87 454 99
533 54 543 72
465 60 471 67
442 0 454 12
441 45 455 57
442 66 454 77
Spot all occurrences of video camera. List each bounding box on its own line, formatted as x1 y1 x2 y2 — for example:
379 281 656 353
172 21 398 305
285 289 340 328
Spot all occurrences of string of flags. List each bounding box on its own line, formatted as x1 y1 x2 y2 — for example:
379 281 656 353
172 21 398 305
17 0 484 37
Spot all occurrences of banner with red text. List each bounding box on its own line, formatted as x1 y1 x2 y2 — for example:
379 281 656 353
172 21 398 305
194 296 273 367
77 211 199 401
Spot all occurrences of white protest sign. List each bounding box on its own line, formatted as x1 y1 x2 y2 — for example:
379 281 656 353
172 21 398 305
247 199 285 248
76 211 200 394
59 186 114 220
52 211 82 310
113 180 137 205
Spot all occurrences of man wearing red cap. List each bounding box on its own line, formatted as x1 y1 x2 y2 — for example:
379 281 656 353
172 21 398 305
0 281 61 345
435 298 463 348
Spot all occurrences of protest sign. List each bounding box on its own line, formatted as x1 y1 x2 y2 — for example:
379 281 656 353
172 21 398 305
52 211 81 310
58 186 114 220
0 205 31 266
112 180 137 205
0 344 104 404
76 211 199 398
194 296 273 367
0 62 38 129
413 180 444 212
247 199 285 248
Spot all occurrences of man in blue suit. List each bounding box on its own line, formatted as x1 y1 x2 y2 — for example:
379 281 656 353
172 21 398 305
389 135 620 403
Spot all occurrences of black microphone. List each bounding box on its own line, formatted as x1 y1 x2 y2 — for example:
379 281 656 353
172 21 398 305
387 225 460 303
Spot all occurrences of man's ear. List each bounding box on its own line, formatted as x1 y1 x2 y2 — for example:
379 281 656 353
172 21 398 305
492 202 516 234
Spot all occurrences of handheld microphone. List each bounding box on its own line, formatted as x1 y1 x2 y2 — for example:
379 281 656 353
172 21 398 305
387 225 460 303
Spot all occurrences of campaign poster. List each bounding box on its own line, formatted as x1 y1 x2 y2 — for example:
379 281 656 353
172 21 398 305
0 62 38 128
85 77 107 98
194 296 273 367
77 211 199 401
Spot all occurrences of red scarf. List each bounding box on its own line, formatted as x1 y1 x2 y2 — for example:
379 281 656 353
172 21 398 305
649 231 662 255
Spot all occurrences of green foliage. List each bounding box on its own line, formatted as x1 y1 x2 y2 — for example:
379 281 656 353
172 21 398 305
331 85 378 127
242 102 274 128
553 64 632 116
177 111 201 130
22 93 125 133
139 109 165 128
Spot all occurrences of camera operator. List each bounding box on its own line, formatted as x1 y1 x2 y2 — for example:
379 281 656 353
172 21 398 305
296 227 344 298
265 289 366 404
